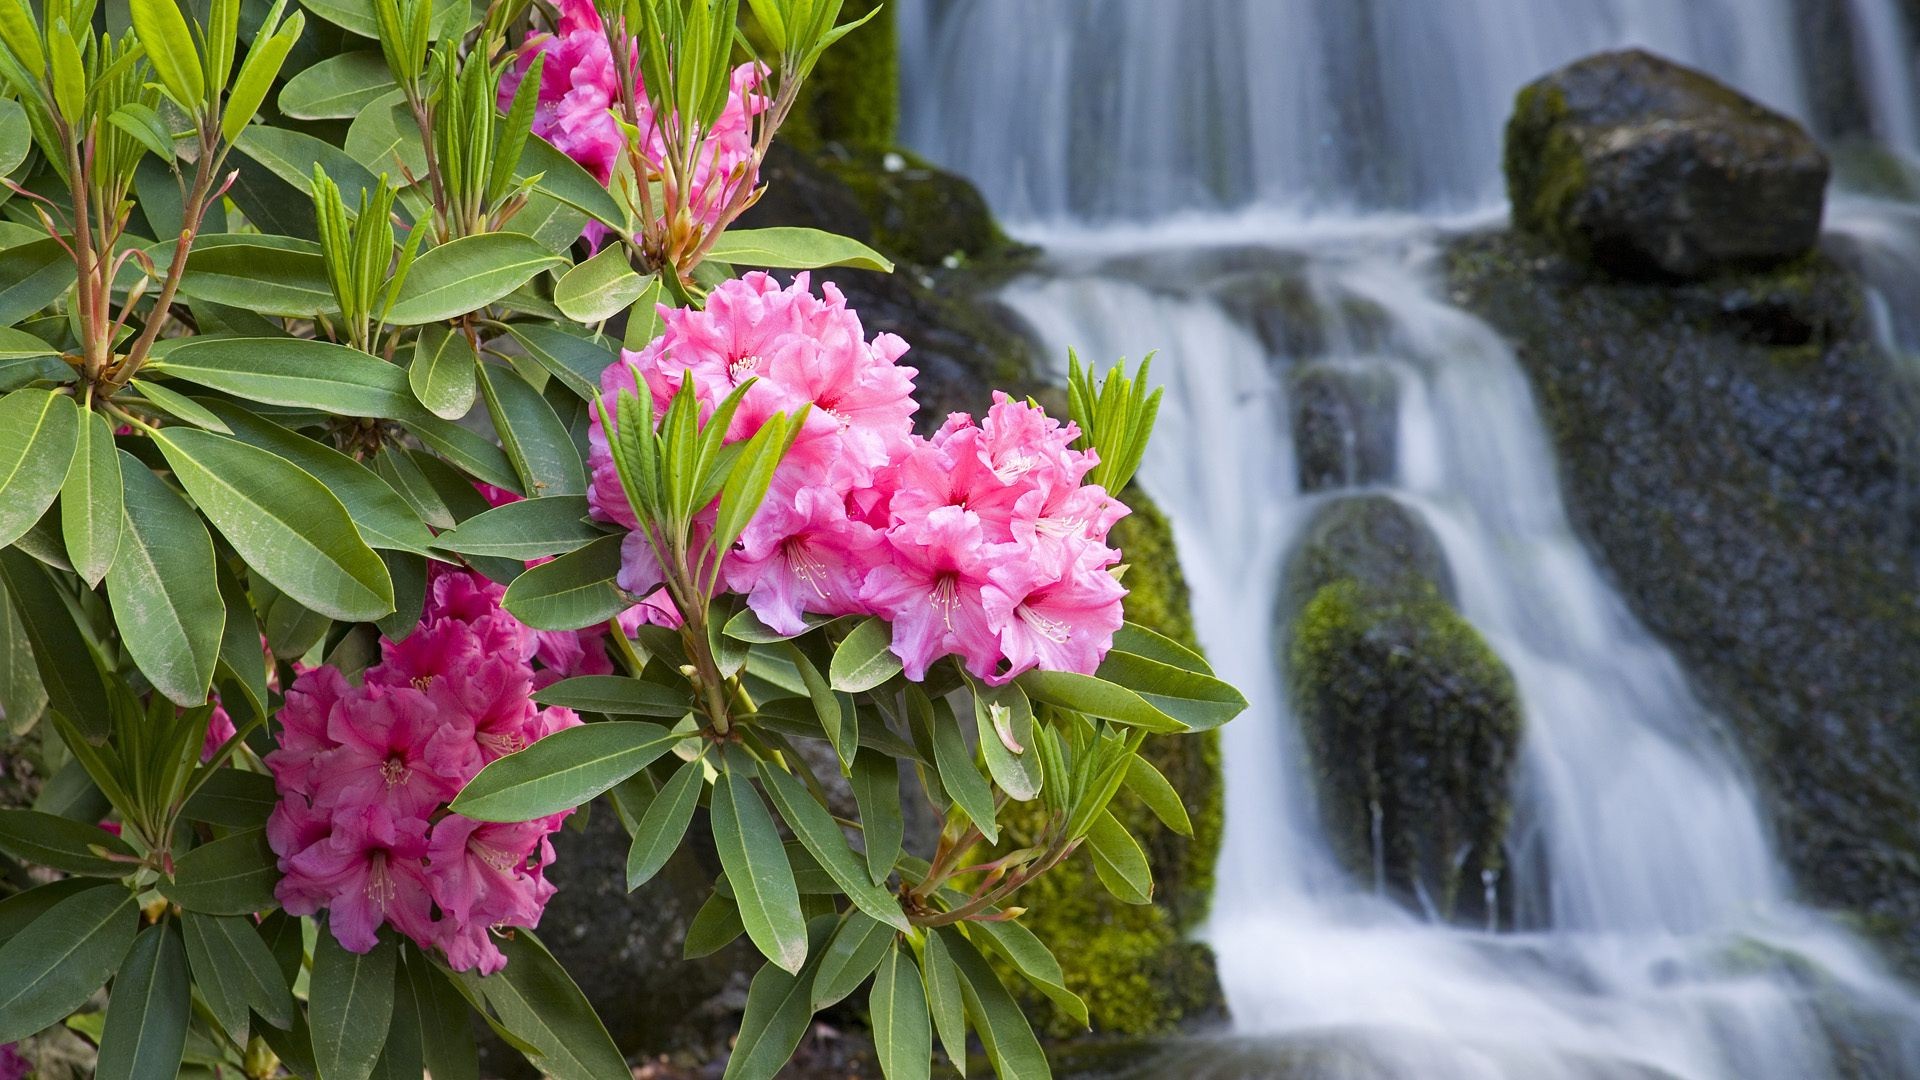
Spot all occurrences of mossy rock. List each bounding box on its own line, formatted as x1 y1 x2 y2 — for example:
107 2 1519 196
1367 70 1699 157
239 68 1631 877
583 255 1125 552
1505 49 1829 279
782 0 897 151
1445 227 1920 977
995 490 1227 1038
1289 576 1521 924
1290 363 1401 492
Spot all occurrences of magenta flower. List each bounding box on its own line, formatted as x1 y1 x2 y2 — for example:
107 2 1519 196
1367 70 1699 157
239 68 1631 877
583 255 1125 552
426 814 564 975
309 683 477 819
0 1042 29 1080
860 506 1008 681
726 482 882 635
283 802 436 953
200 701 236 763
983 540 1128 684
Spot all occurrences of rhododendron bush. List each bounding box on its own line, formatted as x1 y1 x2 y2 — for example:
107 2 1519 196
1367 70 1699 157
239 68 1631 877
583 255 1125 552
0 0 1244 1077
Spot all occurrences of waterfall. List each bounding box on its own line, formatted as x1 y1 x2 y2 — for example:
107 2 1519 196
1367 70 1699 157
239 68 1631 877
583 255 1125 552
902 1 1920 1077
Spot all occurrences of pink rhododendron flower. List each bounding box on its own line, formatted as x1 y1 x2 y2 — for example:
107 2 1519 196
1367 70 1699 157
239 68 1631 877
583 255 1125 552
267 567 578 971
201 701 236 763
860 506 1005 681
726 481 883 635
983 539 1128 681
0 1042 29 1080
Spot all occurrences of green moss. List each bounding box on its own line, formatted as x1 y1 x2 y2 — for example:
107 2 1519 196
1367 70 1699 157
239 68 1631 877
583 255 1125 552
1290 578 1521 920
785 0 897 150
995 490 1226 1037
1504 84 1592 261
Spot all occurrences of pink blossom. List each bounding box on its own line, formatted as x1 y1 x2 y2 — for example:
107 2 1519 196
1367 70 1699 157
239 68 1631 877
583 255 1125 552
308 683 477 819
860 506 1007 681
427 814 564 975
726 482 882 635
201 701 236 763
982 540 1128 684
283 802 436 952
0 1042 29 1080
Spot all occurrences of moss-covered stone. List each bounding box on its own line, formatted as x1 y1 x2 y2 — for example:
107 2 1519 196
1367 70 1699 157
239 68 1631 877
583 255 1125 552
996 490 1227 1039
784 0 898 151
1290 576 1521 923
1445 227 1920 976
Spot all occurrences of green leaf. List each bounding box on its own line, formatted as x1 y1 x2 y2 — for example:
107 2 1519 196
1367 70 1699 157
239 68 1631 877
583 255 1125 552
110 102 177 160
0 326 55 361
367 946 422 1080
477 361 585 497
757 761 909 932
712 766 808 974
451 721 678 822
182 769 278 829
625 755 703 890
1016 670 1186 733
151 337 413 418
0 884 138 1043
435 496 600 560
1084 809 1152 905
0 880 94 948
61 410 123 587
456 931 627 1080
0 389 78 549
501 323 618 401
810 912 893 1010
235 125 384 211
223 15 303 143
970 677 1040 802
784 641 851 770
0 549 109 740
310 928 395 1080
500 533 626 631
152 428 394 622
0 238 77 325
95 922 191 1080
298 0 464 38
1095 650 1247 731
109 458 224 706
969 918 1087 1028
0 583 46 734
127 379 231 433
929 693 998 843
871 944 931 1080
554 246 650 323
942 928 1051 1080
920 930 968 1076
0 808 136 875
829 616 901 693
721 924 834 1080
386 234 566 325
704 227 893 273
1111 621 1212 675
173 235 336 317
0 98 29 174
850 754 902 886
183 911 295 1036
202 401 433 555
518 135 625 229
683 891 745 958
408 324 478 420
398 949 477 1080
533 675 691 718
129 0 205 108
278 50 397 119
1124 754 1192 837
622 274 668 350
343 91 424 176
723 607 836 643
163 827 279 915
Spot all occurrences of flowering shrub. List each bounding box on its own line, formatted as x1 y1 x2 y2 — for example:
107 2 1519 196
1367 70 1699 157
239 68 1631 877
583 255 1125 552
0 0 1244 1078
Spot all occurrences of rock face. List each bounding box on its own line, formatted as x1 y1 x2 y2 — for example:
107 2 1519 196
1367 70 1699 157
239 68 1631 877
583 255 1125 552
1505 49 1830 279
1282 496 1521 924
1446 228 1920 976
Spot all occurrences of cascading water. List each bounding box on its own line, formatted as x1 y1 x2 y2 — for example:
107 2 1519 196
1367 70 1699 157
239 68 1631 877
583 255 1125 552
901 1 1920 1077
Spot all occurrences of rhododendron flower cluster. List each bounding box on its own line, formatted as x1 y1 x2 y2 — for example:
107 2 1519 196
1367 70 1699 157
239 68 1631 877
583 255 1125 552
266 566 581 974
501 0 766 240
588 272 1131 685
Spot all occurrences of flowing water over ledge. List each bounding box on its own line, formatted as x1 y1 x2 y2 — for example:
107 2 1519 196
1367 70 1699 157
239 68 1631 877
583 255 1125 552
901 0 1920 1075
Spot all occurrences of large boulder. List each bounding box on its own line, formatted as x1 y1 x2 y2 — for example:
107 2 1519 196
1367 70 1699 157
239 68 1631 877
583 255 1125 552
1282 496 1519 924
1505 49 1830 279
1446 228 1920 977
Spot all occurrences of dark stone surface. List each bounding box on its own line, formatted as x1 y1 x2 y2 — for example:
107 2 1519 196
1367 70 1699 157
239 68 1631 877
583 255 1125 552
1290 364 1402 492
1505 49 1830 279
1446 227 1920 976
1283 496 1520 924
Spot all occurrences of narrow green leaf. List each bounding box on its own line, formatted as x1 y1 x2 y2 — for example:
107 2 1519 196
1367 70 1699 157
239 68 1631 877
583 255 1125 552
61 410 122 586
182 768 278 829
477 360 586 497
223 17 303 142
278 51 397 119
0 238 76 325
970 918 1088 1028
235 125 383 210
109 459 224 706
152 428 394 622
129 0 206 107
455 930 626 1080
385 234 566 325
970 677 1040 802
0 389 78 549
501 323 618 401
399 949 477 1080
150 337 413 418
1085 809 1153 905
0 880 94 948
533 675 691 718
1095 650 1247 731
409 324 478 420
0 549 109 740
851 754 902 887
174 236 336 317
929 695 998 843
1016 669 1186 733
0 808 136 875
95 922 190 1080
757 761 909 932
1124 754 1193 837
683 891 745 958
625 756 703 890
518 135 625 229
0 884 138 1043
435 496 601 560
829 616 901 693
712 767 808 974
500 532 626 631
920 930 968 1077
784 641 850 770
704 227 893 273
1112 621 1213 675
451 721 677 822
810 912 893 1010
162 827 280 915
721 920 835 1080
182 912 294 1037
554 246 650 324
943 928 1051 1080
871 944 931 1080
298 0 464 39
310 928 395 1080
367 945 423 1080
127 379 231 433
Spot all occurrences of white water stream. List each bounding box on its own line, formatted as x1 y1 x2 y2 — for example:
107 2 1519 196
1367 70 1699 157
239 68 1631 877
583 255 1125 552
903 2 1920 1076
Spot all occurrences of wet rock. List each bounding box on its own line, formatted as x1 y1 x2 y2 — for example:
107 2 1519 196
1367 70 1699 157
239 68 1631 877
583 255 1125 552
1290 362 1401 492
1446 228 1920 978
1282 496 1518 925
1505 48 1830 279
